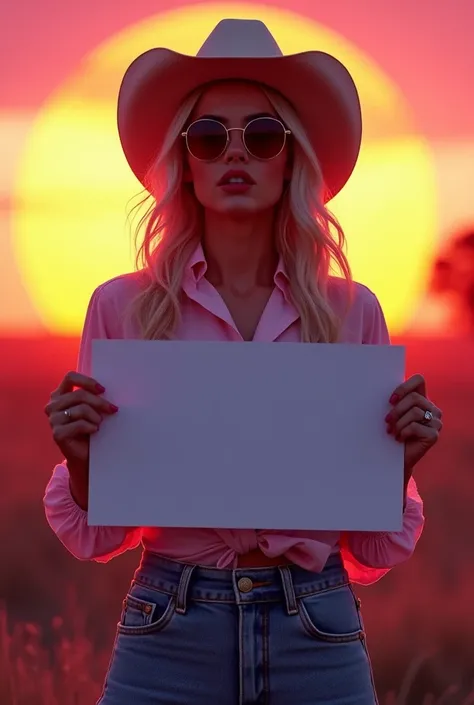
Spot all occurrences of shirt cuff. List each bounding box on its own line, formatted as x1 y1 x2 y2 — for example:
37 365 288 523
44 462 141 562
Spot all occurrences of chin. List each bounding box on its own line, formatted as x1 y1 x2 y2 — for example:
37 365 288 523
204 200 256 218
220 206 260 219
216 196 277 219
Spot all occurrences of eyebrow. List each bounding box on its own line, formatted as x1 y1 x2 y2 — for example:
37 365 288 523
194 112 276 124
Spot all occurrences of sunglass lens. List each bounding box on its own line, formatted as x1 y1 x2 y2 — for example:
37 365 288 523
186 120 227 160
244 118 286 159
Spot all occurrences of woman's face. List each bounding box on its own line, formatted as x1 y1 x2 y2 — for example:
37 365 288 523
184 82 290 218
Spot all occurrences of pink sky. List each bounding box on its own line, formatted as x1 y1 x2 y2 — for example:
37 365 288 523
0 0 473 334
1 0 472 138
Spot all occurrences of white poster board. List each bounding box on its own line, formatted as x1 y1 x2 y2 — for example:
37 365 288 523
89 341 405 531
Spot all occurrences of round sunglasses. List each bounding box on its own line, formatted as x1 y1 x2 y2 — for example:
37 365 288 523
181 116 291 162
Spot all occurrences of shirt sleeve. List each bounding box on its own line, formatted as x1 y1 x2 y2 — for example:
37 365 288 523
43 282 143 562
361 285 391 345
341 477 424 584
43 463 142 562
340 287 425 585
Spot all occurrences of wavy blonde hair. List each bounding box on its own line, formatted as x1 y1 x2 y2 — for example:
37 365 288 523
128 81 353 342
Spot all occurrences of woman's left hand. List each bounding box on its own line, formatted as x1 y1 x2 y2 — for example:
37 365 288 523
385 373 443 477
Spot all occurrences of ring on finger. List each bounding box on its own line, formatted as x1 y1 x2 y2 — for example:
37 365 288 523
64 409 73 422
422 409 434 424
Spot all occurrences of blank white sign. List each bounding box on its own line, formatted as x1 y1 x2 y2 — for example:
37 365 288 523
88 341 405 531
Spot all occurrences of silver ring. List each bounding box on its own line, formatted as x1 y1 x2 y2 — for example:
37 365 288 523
423 409 433 424
64 409 72 421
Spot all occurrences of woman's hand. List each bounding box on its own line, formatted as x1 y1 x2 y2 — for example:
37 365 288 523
44 371 118 508
385 373 443 480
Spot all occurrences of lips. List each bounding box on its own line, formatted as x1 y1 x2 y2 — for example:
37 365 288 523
217 170 256 186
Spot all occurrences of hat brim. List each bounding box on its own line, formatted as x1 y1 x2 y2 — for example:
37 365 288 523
117 48 362 201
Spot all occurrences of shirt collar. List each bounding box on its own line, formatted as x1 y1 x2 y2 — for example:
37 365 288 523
186 243 291 301
187 243 208 282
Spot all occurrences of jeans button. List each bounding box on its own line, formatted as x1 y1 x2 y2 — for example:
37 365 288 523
237 577 253 593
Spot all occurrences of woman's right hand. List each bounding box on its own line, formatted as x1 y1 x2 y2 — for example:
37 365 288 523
44 371 118 508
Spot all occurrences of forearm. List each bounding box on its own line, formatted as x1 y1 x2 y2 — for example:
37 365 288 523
345 476 425 570
68 460 89 510
403 475 409 511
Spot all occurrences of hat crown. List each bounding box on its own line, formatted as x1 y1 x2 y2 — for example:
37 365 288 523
197 19 283 59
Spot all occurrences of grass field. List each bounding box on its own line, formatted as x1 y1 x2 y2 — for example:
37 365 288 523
1 336 473 704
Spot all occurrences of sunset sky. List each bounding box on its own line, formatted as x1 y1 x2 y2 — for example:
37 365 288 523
1 0 473 335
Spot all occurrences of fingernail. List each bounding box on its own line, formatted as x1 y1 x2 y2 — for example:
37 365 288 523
110 404 119 412
389 394 399 404
96 384 106 393
385 413 391 422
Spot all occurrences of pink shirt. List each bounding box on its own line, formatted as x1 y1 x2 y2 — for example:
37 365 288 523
43 245 424 585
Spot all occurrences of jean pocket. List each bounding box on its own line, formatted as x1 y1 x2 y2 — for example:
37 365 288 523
117 581 176 636
298 584 363 643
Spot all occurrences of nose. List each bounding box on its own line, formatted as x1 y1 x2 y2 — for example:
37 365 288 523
224 129 248 163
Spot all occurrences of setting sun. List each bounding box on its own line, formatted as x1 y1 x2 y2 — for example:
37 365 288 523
13 2 436 334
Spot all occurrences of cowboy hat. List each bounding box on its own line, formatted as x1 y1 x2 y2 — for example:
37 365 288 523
117 18 362 201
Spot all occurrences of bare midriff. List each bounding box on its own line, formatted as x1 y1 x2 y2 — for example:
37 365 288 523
236 547 291 568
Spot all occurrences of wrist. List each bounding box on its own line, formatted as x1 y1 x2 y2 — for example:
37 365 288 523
403 476 410 513
69 478 88 510
67 461 89 511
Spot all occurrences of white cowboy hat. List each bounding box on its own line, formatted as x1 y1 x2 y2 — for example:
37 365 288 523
117 18 362 201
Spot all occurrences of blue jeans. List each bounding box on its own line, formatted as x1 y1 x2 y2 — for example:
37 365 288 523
98 551 378 704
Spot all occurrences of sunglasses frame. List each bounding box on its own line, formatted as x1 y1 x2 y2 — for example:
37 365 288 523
181 116 291 162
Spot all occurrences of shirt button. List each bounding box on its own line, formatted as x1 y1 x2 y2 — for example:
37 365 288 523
237 577 253 593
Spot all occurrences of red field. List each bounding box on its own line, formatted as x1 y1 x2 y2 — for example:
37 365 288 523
1 336 473 704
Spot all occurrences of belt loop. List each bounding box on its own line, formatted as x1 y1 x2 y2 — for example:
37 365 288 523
278 566 298 616
175 564 195 615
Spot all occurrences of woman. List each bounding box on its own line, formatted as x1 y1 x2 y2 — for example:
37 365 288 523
43 19 442 705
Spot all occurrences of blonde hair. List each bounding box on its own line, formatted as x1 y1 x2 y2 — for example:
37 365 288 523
129 81 352 342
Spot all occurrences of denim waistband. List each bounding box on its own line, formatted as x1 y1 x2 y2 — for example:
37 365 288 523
133 551 349 615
